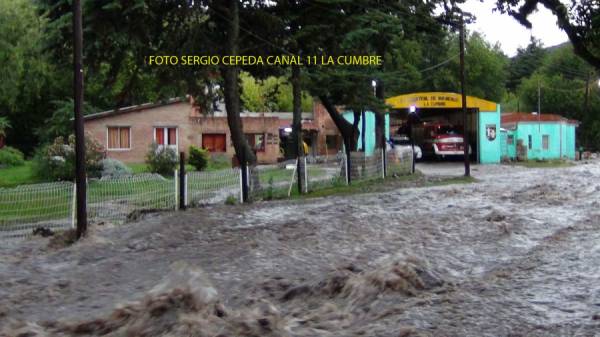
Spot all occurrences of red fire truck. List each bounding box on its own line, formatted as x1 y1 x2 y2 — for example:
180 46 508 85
417 123 471 159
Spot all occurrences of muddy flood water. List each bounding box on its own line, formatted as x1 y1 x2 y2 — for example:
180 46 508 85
2 161 600 336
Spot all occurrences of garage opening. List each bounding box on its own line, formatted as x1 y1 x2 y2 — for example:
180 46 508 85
385 92 501 164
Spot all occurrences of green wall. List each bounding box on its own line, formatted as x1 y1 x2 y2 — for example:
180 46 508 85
342 111 390 155
507 122 577 160
478 105 502 164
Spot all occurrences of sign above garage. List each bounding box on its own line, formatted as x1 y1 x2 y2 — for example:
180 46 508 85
386 92 497 112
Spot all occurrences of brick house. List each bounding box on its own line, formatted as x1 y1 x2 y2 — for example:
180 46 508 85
84 98 282 164
84 96 345 165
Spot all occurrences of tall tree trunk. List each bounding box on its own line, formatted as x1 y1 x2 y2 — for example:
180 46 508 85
353 110 362 151
291 64 304 193
318 95 359 151
221 0 255 166
319 95 359 184
374 80 386 149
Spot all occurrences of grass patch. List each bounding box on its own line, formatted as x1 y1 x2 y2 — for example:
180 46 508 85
0 162 43 188
255 171 477 201
513 159 573 168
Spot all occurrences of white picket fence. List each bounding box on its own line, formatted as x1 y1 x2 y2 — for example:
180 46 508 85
1 149 414 239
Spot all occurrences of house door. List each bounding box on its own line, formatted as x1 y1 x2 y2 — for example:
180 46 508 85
202 133 226 152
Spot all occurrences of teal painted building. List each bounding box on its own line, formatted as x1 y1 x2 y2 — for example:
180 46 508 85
342 111 390 155
477 104 503 164
501 113 578 160
386 92 503 164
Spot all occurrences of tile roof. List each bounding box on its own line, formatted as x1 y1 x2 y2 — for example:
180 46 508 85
501 113 579 125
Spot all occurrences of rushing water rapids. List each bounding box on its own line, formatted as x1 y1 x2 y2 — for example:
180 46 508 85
1 161 600 336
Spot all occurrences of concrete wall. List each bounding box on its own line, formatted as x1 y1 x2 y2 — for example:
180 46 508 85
477 105 502 164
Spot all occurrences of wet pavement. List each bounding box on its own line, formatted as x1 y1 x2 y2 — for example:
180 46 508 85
1 160 600 336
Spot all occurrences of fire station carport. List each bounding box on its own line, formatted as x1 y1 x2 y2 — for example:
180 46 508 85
385 92 502 164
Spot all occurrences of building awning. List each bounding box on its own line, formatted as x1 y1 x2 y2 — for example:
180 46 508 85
386 92 497 112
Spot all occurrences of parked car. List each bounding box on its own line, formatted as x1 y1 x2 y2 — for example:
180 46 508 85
418 123 471 159
389 135 422 160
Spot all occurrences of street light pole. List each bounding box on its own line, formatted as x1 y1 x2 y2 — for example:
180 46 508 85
459 14 470 177
73 0 87 238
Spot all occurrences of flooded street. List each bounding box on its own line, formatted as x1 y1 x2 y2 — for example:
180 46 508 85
2 161 600 336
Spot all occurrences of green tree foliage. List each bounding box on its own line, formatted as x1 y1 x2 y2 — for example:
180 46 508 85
421 32 508 102
0 117 10 138
512 44 600 150
188 146 209 171
507 38 546 91
0 0 62 153
36 99 98 144
0 147 25 167
240 72 312 112
496 0 600 70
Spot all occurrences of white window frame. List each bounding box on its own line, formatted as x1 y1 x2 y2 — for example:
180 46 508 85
542 134 549 150
106 126 132 151
153 126 179 151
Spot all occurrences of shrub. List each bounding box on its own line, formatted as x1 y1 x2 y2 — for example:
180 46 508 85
145 143 178 175
100 158 132 178
188 145 209 171
208 154 230 170
225 195 237 205
0 146 25 167
33 134 105 181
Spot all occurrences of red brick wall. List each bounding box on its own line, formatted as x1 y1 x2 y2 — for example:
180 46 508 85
313 102 343 155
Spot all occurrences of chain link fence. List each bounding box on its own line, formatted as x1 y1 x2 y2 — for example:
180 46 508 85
306 153 348 192
1 148 415 239
386 148 414 176
87 173 176 224
186 168 241 206
0 182 75 239
349 151 385 182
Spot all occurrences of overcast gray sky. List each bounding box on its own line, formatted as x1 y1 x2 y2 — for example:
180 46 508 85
462 0 568 56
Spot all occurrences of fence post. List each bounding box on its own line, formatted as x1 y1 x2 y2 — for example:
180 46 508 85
381 148 385 179
184 174 188 207
344 152 350 185
382 146 387 178
174 169 178 210
304 156 308 193
240 159 248 203
71 183 77 229
238 168 243 202
411 147 416 174
179 152 186 210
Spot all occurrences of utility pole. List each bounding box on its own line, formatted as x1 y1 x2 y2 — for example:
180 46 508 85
73 0 87 238
291 64 303 194
459 14 470 177
584 72 591 113
537 79 541 132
